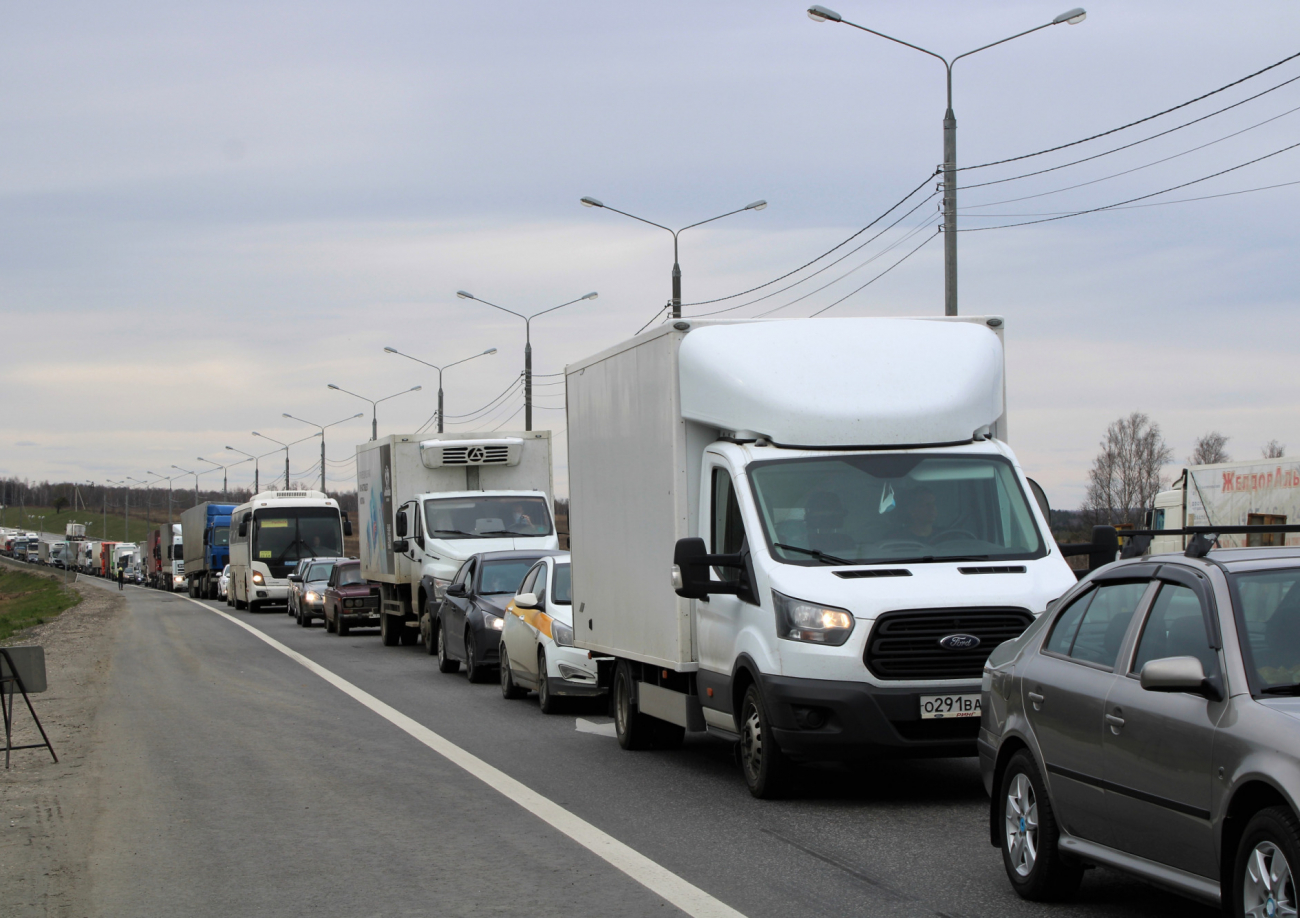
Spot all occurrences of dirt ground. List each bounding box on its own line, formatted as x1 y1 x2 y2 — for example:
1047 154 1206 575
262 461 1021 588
0 565 126 917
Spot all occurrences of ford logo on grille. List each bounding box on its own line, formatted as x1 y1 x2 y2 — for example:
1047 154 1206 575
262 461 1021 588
939 633 981 651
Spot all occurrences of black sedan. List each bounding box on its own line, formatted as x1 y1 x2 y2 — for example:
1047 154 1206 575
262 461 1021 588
433 550 565 682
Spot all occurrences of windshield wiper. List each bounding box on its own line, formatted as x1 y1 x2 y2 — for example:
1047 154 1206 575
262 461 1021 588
432 529 474 536
867 555 991 565
1261 683 1300 696
475 530 527 537
773 543 854 566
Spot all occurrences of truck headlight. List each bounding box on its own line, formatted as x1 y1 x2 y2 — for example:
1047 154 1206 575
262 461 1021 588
485 613 504 631
433 577 451 597
773 590 854 646
552 620 574 647
252 572 265 585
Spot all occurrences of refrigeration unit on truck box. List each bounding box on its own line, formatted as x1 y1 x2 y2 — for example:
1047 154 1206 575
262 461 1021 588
566 317 1075 797
228 490 350 612
1149 458 1300 552
181 502 235 598
356 431 556 646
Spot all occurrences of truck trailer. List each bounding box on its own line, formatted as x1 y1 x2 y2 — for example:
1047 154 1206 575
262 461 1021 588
356 432 556 647
1149 458 1300 552
148 524 183 590
181 502 235 598
566 317 1075 797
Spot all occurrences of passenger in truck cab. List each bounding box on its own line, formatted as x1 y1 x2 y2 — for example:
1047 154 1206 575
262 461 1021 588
892 486 939 541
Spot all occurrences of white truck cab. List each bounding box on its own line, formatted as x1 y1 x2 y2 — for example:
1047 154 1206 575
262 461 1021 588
567 317 1077 797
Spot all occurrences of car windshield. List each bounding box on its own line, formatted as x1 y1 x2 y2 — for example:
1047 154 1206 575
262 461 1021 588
479 559 537 595
1231 567 1300 693
307 562 336 582
336 566 363 587
747 452 1045 565
423 496 553 539
553 563 572 605
253 508 344 577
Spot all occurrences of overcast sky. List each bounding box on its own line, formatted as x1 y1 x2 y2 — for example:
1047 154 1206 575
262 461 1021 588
1 1 1298 507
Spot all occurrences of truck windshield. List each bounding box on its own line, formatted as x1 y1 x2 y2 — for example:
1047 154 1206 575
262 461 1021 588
747 453 1046 566
253 508 344 577
213 527 229 546
423 496 553 539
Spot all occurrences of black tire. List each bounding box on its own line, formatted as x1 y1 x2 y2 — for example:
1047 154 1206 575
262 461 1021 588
436 620 460 674
326 608 337 633
1233 806 1300 918
234 593 247 610
380 613 400 647
464 629 488 683
338 614 350 636
399 622 419 646
613 661 654 751
249 600 262 614
537 649 561 714
423 614 437 656
738 683 791 799
998 749 1083 901
500 646 526 699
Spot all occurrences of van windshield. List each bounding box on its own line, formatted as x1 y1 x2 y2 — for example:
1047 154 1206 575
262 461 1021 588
747 453 1046 566
423 496 553 539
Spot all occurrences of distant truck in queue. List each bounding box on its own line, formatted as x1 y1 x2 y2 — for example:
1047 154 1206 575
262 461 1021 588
566 317 1073 797
65 522 86 541
112 542 138 578
181 502 235 598
1148 458 1300 552
356 432 557 647
227 490 351 612
148 524 184 590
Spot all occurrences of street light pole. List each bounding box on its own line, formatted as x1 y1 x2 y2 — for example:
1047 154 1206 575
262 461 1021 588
383 346 498 434
224 446 261 494
579 198 766 319
147 472 176 526
172 466 201 506
282 412 364 493
807 5 1086 316
456 292 597 431
326 384 422 441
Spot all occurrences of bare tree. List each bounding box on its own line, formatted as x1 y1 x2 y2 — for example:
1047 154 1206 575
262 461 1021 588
1189 431 1230 466
1262 440 1286 459
1082 412 1174 527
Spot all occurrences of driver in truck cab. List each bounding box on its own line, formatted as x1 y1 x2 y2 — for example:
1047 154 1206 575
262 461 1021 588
891 486 939 541
505 500 545 535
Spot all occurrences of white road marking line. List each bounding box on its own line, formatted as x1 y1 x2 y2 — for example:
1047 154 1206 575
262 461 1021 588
575 717 618 737
180 595 746 918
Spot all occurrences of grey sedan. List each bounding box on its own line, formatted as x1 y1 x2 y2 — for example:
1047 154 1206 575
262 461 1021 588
980 545 1300 915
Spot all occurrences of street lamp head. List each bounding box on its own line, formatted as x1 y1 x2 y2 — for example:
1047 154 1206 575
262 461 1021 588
252 432 261 437
579 196 604 208
282 413 292 418
807 5 841 22
582 292 599 301
383 347 398 354
746 200 768 211
352 412 364 419
327 384 339 390
1053 7 1086 24
410 386 423 392
485 348 498 355
456 290 474 300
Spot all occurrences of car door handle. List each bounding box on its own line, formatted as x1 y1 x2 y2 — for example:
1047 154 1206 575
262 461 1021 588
1027 691 1045 710
1105 713 1125 733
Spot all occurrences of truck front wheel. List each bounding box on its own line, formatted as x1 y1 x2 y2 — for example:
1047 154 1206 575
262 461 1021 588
739 683 791 799
380 613 401 647
613 661 654 751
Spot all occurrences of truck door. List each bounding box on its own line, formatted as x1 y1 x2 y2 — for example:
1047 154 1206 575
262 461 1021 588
696 461 759 688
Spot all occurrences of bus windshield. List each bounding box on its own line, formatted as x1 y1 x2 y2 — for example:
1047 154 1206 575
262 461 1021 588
254 507 344 577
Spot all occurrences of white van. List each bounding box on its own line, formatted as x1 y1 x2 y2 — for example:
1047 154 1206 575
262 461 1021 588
567 317 1076 797
228 490 351 612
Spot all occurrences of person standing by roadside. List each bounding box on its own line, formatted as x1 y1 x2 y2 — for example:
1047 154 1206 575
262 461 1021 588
117 566 125 591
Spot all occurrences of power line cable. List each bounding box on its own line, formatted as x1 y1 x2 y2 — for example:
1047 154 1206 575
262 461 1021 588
959 138 1300 231
957 177 1300 216
809 228 942 317
961 49 1300 172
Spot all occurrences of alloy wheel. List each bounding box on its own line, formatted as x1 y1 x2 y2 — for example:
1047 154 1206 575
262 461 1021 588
1005 772 1039 878
1244 841 1297 918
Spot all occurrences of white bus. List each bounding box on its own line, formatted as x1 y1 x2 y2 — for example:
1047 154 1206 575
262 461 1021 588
228 490 351 612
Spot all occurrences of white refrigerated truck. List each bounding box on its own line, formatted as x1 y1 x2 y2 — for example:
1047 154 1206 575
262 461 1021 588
566 317 1076 797
1149 458 1300 552
356 432 556 647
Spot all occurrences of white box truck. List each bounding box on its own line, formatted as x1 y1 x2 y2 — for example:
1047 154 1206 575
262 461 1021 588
356 432 556 647
566 317 1076 797
1149 459 1300 552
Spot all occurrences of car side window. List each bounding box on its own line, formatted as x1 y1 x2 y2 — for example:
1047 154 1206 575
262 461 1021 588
1132 583 1215 675
534 564 548 603
518 565 540 597
1044 590 1093 656
455 559 474 587
1045 582 1149 668
711 467 746 583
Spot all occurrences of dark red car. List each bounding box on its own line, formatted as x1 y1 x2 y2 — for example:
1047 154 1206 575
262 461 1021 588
324 560 380 636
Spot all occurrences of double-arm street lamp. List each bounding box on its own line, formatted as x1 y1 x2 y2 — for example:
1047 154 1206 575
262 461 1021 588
225 445 281 495
383 346 497 434
282 412 364 493
807 4 1086 316
197 456 249 500
579 197 766 319
327 384 422 441
456 291 597 431
250 431 322 490
172 465 210 506
145 472 176 525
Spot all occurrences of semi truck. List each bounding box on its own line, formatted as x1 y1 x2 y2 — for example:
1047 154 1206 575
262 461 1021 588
112 542 138 579
356 432 556 647
65 522 86 541
181 502 235 598
1149 458 1300 552
566 317 1075 797
148 524 184 590
228 490 350 612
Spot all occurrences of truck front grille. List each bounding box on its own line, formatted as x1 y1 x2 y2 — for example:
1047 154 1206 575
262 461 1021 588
864 607 1034 680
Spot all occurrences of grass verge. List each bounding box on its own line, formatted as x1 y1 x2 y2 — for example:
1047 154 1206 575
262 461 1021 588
0 569 82 643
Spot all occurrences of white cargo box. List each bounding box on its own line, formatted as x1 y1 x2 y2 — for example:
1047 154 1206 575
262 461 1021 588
566 316 1006 669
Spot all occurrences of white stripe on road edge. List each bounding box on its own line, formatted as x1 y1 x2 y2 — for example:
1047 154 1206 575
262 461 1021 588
182 596 746 918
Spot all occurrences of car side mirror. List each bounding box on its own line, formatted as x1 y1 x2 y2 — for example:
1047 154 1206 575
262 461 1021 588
1140 656 1223 701
288 574 302 583
515 591 541 610
392 539 409 554
671 537 757 604
445 582 467 597
395 510 408 539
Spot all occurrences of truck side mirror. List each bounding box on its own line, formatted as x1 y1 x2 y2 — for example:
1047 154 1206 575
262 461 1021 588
395 510 409 539
671 537 757 604
343 519 353 537
392 539 410 554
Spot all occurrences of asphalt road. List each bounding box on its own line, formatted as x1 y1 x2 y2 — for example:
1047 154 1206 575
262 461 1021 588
74 576 1219 918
